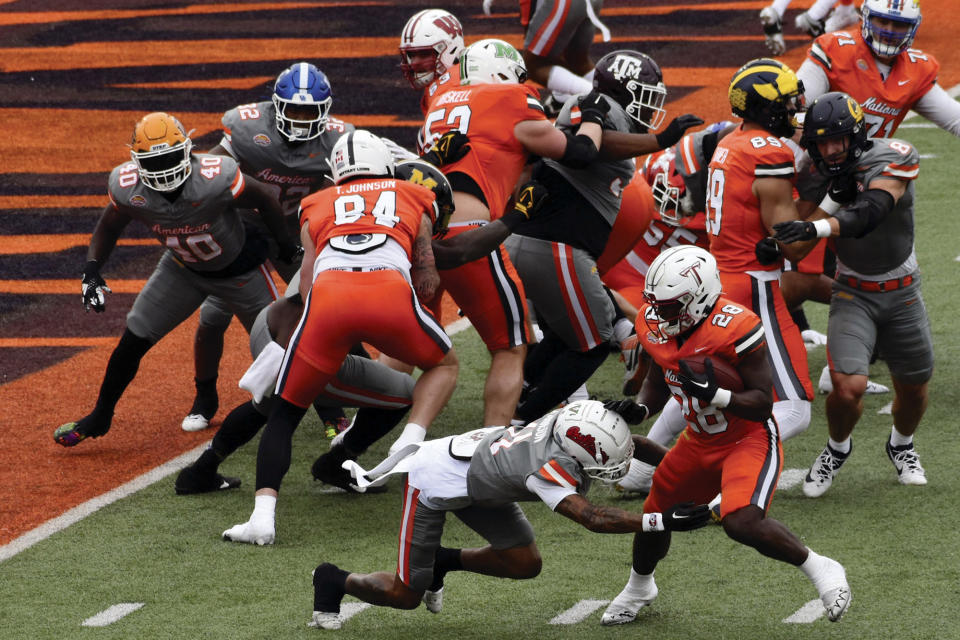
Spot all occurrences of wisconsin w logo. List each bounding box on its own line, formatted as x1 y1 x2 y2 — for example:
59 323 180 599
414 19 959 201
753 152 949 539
433 15 463 38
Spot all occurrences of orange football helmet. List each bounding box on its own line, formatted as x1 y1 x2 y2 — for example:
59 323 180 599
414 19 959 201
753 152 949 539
130 112 192 191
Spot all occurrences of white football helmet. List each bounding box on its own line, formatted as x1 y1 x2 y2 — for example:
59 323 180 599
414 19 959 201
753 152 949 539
860 0 921 58
130 112 192 192
553 400 634 484
644 245 722 339
399 9 465 89
458 39 527 86
329 130 395 184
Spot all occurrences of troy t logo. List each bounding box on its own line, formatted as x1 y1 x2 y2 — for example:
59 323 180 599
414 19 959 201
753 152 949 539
680 263 703 286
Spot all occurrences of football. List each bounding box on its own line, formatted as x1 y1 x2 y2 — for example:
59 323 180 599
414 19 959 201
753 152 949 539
680 355 744 392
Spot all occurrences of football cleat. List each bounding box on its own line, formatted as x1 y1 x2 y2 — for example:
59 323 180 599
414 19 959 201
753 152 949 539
53 422 89 447
803 442 851 498
614 459 655 496
817 556 851 622
175 465 241 495
307 611 342 630
422 586 444 614
222 518 275 546
818 366 890 395
759 6 786 56
181 414 211 432
801 328 827 347
824 2 860 33
885 441 927 486
600 582 658 626
795 11 826 37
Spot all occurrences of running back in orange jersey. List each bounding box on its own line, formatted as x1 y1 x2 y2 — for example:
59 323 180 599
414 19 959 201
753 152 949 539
418 82 547 219
706 125 796 273
300 178 437 257
807 29 939 138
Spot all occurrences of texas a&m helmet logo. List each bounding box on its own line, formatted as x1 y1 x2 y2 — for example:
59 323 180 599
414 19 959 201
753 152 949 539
605 53 644 82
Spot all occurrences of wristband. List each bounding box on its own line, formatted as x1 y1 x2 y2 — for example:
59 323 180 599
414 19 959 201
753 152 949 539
817 193 842 215
635 403 651 423
641 512 665 532
710 387 732 408
812 219 832 238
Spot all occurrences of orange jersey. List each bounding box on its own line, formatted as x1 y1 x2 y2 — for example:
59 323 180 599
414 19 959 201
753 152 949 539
596 175 656 276
638 296 766 445
707 125 795 273
419 68 459 115
300 178 436 258
808 30 939 138
418 82 546 219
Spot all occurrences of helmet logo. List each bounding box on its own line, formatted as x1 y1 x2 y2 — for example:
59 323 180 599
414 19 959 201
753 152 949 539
404 166 438 190
846 97 863 122
605 53 643 81
432 15 463 39
565 426 608 463
680 263 703 286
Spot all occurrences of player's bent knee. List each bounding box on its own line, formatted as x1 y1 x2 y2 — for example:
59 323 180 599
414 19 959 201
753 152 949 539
720 506 763 544
503 544 542 579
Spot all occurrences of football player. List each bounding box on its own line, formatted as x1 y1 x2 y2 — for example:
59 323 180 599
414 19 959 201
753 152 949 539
181 62 355 434
760 0 860 55
399 8 466 115
53 113 299 448
704 59 817 445
602 246 851 625
797 0 960 138
483 0 608 114
773 91 932 495
221 131 456 546
506 50 703 425
307 400 711 630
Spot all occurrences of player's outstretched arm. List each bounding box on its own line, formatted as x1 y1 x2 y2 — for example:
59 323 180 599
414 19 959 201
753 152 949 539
555 494 711 533
80 204 131 313
411 212 441 302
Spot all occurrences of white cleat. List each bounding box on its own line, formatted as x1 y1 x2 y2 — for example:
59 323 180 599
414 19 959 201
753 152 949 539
759 6 786 55
422 586 444 614
615 459 655 495
308 611 342 630
600 583 658 626
825 3 860 32
795 11 825 37
817 558 851 622
222 519 275 546
801 328 827 347
886 441 927 486
181 413 211 432
818 366 889 395
803 443 851 498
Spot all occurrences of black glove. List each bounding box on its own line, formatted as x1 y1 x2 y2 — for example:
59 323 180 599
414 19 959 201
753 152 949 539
773 220 817 244
277 243 304 265
662 501 712 531
754 236 782 265
655 114 705 149
577 90 610 127
512 181 548 219
421 131 471 167
677 358 719 404
604 399 650 425
81 260 111 313
827 174 858 205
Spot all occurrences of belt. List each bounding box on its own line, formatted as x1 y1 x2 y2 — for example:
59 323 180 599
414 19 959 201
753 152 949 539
842 274 914 292
327 265 391 273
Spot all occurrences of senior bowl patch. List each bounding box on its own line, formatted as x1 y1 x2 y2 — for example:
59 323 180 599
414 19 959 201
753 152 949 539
253 133 271 147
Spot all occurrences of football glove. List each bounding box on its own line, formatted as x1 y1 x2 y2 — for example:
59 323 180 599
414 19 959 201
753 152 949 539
754 236 781 265
759 6 786 56
773 220 817 244
677 358 720 404
421 131 471 167
603 399 650 425
81 260 111 313
663 501 712 531
512 180 548 219
655 114 705 149
276 243 304 265
577 90 610 127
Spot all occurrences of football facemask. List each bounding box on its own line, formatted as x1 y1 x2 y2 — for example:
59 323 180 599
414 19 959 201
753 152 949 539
272 62 332 142
130 112 192 192
399 9 465 89
861 0 922 58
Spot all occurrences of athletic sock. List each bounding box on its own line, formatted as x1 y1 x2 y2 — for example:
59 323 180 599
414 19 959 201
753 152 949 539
189 376 218 417
515 343 608 422
313 563 349 613
789 306 810 332
828 437 851 455
429 547 463 591
92 328 154 423
889 425 913 447
344 407 409 454
212 400 267 458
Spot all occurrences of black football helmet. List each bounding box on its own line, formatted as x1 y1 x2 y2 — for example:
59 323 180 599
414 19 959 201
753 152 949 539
728 58 804 138
592 50 667 132
801 91 872 176
395 159 455 234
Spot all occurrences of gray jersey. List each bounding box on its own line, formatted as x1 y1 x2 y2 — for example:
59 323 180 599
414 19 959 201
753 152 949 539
797 138 918 275
221 101 354 222
107 154 246 272
467 411 590 506
543 96 636 225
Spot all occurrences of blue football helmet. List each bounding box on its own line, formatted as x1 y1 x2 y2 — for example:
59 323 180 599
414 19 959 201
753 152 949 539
272 62 332 142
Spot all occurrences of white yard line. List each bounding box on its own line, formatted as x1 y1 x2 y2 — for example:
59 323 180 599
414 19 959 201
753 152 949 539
81 602 145 627
783 599 825 623
549 599 610 625
777 468 807 491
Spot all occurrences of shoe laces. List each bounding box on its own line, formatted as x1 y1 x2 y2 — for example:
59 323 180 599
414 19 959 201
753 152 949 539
812 448 843 481
891 445 922 472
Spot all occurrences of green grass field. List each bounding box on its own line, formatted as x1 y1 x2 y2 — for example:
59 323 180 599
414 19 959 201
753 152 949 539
2 120 959 639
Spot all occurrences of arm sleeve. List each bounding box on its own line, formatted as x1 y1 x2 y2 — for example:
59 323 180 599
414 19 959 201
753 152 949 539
525 474 577 511
912 83 960 137
797 58 831 104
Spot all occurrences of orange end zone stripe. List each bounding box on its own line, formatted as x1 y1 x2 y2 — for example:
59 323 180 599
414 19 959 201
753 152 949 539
0 195 106 209
111 76 275 90
0 236 155 255
0 279 147 294
0 337 117 348
0 2 390 27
